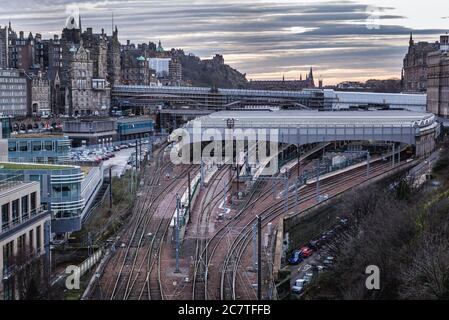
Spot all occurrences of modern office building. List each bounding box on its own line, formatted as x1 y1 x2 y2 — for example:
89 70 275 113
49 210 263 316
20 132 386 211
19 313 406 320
0 69 27 116
0 163 84 235
116 117 154 141
63 119 115 147
0 179 51 300
7 133 71 163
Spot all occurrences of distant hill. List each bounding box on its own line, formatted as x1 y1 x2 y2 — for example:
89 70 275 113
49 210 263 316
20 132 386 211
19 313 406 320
178 53 248 89
333 79 403 93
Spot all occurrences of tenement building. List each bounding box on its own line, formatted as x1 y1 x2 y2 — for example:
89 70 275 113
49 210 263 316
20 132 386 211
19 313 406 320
403 33 440 93
107 27 122 87
65 42 110 116
427 35 449 118
121 51 152 85
31 71 51 116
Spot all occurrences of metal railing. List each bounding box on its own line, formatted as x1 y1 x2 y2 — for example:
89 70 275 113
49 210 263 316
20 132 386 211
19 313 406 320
1 206 46 235
0 174 25 192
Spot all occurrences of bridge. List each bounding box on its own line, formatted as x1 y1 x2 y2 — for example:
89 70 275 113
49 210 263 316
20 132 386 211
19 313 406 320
112 85 426 112
176 110 438 157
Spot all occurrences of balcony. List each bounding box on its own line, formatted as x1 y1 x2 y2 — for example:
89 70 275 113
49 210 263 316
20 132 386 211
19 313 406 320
1 206 48 237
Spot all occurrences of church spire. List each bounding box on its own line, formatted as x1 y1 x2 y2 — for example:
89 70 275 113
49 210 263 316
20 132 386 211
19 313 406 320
409 32 414 46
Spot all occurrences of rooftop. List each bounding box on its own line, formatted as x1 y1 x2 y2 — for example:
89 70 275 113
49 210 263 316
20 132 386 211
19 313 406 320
10 133 68 139
190 110 435 128
0 162 77 171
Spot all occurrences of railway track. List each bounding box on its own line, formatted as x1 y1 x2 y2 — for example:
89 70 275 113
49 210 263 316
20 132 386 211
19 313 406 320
101 143 197 300
192 165 233 300
221 159 414 300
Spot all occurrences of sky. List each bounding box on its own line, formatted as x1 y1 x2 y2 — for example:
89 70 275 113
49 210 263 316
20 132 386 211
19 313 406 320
1 0 448 84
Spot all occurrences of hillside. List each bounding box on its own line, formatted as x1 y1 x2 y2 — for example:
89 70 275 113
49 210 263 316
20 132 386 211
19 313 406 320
178 53 248 89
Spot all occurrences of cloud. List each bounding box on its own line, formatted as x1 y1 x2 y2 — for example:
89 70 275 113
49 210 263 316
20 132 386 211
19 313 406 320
0 0 446 84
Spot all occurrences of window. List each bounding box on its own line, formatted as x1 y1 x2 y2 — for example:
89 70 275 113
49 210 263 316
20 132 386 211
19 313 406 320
30 175 40 182
29 229 34 251
21 195 28 217
18 234 26 258
8 142 16 152
36 225 42 253
12 199 19 222
1 203 9 228
30 192 37 211
3 240 14 268
44 141 53 151
32 141 42 151
19 141 28 152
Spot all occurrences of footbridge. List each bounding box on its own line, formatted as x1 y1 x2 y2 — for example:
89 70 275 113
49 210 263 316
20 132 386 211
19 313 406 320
176 110 438 157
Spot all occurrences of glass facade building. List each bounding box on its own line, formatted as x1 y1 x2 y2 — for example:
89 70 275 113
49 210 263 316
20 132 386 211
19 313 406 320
7 135 71 163
0 163 84 234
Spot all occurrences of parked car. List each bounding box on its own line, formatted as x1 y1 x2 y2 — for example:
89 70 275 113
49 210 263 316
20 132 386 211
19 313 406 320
308 240 319 250
318 234 329 244
291 279 306 294
300 246 313 258
303 272 314 283
288 250 303 265
323 256 334 265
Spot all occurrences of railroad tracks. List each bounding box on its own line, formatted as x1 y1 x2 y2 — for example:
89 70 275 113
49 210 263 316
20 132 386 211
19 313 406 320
100 144 197 300
219 160 412 300
191 165 233 300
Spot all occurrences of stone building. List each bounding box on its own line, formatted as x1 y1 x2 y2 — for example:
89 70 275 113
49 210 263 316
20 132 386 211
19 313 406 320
65 42 110 116
107 27 121 87
169 57 182 85
249 67 316 91
46 35 63 115
403 33 440 93
121 50 152 85
427 35 449 118
9 31 34 71
82 28 108 79
31 71 51 116
0 26 8 68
